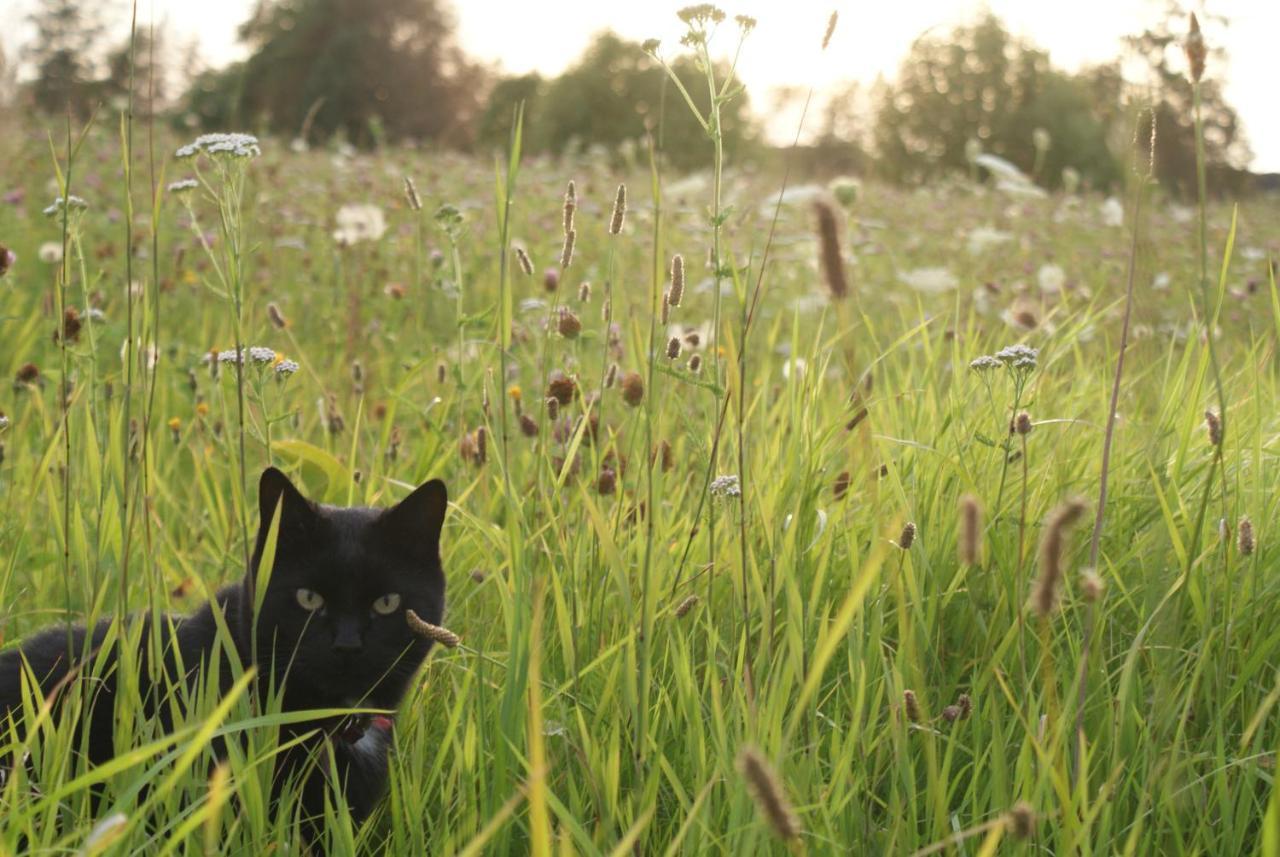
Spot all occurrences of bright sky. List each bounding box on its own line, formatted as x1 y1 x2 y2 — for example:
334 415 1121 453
8 0 1280 171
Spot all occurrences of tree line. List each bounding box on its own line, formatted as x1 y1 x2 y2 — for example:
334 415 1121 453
8 0 1253 193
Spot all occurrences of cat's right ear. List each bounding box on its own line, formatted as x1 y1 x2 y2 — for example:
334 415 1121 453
256 467 315 546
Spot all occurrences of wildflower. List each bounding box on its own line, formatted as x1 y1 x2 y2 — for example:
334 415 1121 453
43 195 89 219
403 176 422 211
56 308 82 344
668 254 686 307
955 693 972 719
0 244 14 277
597 467 616 495
609 184 626 235
829 175 860 209
736 747 801 841
15 363 39 385
1013 411 1033 436
248 346 276 365
993 344 1038 371
735 14 756 31
1238 516 1255 556
557 308 582 339
899 266 958 294
710 474 740 497
175 132 261 160
167 178 199 194
1100 197 1124 228
897 521 916 550
642 38 661 54
405 609 461 648
332 204 387 246
1036 263 1066 295
322 393 345 434
1033 498 1089 616
167 417 182 441
813 198 849 300
274 359 299 378
620 371 644 407
547 371 576 405
38 242 63 264
1032 127 1051 152
941 705 961 723
542 266 558 291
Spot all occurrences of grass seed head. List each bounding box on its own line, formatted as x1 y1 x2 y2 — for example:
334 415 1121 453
403 176 422 211
736 747 801 841
519 413 538 438
675 594 700 618
1080 568 1105 602
1185 13 1206 83
1008 802 1037 839
578 281 591 302
621 371 644 407
560 229 576 269
903 689 921 723
669 254 685 307
545 396 560 421
1238 516 1255 556
822 11 838 49
609 184 626 235
666 337 682 360
563 180 576 234
515 246 534 276
898 521 916 550
267 303 288 329
959 494 983 565
813 198 849 300
688 353 702 374
1034 497 1089 616
405 609 461 648
1204 409 1222 447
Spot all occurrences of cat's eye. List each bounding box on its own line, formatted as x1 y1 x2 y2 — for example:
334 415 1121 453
372 593 402 616
295 588 325 611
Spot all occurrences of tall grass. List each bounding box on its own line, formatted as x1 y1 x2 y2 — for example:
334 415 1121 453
0 9 1278 856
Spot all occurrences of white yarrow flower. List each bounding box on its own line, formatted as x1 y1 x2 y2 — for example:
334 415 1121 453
333 203 387 246
899 267 958 294
709 475 741 497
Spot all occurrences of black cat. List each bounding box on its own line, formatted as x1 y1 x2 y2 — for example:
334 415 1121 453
0 467 448 845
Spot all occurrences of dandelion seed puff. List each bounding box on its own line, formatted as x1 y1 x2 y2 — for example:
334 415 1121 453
1033 498 1089 617
959 494 982 565
609 184 626 235
737 747 801 841
405 609 461 648
813 198 849 300
332 203 387 246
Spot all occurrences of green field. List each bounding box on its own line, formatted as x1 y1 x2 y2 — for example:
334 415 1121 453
0 110 1278 856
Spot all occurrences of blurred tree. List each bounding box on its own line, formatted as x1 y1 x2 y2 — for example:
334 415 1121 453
185 0 486 146
1123 7 1250 196
25 0 103 118
102 29 168 118
872 15 1120 189
477 32 757 170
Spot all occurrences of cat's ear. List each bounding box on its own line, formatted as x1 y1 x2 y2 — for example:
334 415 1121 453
377 479 448 562
255 467 316 548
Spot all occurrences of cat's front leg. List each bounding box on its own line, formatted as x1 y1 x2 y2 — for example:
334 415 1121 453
294 713 395 848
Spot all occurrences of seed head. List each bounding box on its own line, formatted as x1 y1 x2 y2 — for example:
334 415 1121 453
597 467 617 495
563 180 576 234
1185 13 1206 83
605 363 618 388
578 281 591 302
668 254 685 307
1033 498 1089 616
660 294 671 325
519 413 538 438
813 198 849 300
515 246 534 276
955 693 972 719
557 309 582 339
674 594 700 618
898 521 916 550
267 303 288 329
666 337 682 360
821 11 838 50
545 396 560 420
941 705 961 723
736 747 801 841
403 176 422 211
1007 802 1036 840
405 609 461 648
1014 411 1033 436
543 267 559 293
609 184 626 235
560 229 576 269
547 371 576 405
1238 515 1255 556
1079 569 1105 602
959 494 982 565
1204 409 1222 447
621 371 645 407
687 353 702 374
903 689 921 723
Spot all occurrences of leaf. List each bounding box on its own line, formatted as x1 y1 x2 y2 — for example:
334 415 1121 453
271 439 350 502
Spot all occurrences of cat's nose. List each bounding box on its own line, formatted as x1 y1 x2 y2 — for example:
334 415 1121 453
331 617 363 653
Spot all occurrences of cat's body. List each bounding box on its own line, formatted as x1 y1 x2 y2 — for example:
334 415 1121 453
0 468 448 841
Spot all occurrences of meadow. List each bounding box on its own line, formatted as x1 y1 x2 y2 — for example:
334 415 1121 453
0 83 1279 856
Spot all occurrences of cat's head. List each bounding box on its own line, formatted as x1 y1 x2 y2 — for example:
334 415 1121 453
248 467 448 710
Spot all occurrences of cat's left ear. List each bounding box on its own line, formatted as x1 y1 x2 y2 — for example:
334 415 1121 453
377 479 448 562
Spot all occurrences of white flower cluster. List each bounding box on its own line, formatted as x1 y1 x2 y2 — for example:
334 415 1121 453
0 415 9 431
167 178 199 194
176 133 261 160
274 359 299 378
333 203 388 246
993 344 1039 371
43 195 89 218
710 474 741 497
968 355 1002 372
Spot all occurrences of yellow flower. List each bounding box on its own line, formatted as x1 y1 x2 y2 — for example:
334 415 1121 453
167 417 182 431
508 385 522 401
195 402 210 417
